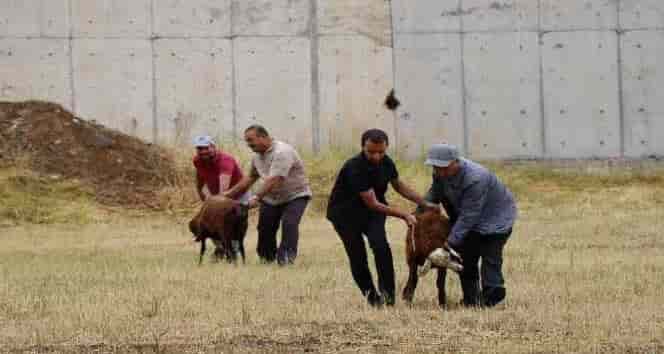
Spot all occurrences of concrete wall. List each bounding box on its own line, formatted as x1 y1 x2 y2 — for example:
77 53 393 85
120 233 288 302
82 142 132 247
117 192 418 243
1 0 663 159
393 0 664 159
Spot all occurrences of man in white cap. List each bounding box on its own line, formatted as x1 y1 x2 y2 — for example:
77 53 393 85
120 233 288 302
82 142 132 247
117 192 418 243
192 135 249 256
422 143 517 307
192 135 245 202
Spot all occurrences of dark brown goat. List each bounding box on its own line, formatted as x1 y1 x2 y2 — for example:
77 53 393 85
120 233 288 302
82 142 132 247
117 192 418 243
402 208 463 307
188 196 248 265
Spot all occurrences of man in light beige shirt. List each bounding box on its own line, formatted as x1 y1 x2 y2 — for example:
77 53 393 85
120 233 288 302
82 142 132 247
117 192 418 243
225 125 311 265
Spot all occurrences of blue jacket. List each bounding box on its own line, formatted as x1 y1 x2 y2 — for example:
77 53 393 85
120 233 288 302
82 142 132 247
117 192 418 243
424 158 517 247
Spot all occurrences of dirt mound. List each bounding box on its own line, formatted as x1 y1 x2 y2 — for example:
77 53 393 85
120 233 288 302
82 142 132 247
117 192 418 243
0 101 178 208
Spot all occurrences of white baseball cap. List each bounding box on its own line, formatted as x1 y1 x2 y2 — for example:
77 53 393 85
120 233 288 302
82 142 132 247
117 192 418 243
193 135 215 147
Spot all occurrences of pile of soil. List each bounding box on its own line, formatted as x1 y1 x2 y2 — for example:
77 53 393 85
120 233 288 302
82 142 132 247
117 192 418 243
0 101 179 208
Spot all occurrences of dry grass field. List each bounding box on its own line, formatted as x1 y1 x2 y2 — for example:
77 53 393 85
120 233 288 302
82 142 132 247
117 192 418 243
1 153 664 353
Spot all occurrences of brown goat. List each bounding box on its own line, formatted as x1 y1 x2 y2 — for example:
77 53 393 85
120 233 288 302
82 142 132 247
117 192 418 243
188 196 248 265
402 207 463 307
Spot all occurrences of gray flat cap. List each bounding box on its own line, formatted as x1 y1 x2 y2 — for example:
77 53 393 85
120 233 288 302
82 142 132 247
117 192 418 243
425 144 459 167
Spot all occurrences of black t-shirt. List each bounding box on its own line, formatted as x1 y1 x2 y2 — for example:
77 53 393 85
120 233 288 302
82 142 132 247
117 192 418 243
326 153 399 225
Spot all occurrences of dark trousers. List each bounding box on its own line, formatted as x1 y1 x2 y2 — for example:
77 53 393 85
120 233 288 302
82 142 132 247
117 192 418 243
332 215 395 306
458 229 511 307
256 197 309 265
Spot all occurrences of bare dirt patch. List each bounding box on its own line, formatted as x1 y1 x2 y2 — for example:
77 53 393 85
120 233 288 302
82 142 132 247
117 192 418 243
0 101 178 208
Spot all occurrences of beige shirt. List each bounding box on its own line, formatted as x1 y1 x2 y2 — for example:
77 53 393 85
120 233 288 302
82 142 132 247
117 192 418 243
250 140 312 205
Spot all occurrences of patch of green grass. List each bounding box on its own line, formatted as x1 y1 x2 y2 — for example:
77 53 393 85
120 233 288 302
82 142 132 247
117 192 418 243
0 168 99 225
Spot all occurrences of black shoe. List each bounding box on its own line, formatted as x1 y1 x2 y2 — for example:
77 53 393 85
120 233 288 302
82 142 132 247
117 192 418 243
259 257 275 264
277 255 294 266
382 293 395 307
366 290 384 307
481 287 506 307
460 278 481 307
459 299 480 308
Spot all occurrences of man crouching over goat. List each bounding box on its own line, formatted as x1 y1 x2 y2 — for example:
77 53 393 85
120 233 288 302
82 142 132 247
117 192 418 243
190 135 249 264
421 144 517 308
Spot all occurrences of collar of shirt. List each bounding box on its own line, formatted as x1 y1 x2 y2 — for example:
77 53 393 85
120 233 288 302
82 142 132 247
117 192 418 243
259 141 276 158
358 152 382 173
196 151 219 166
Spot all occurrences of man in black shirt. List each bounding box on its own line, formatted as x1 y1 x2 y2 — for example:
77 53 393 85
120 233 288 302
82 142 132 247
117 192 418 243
326 129 431 306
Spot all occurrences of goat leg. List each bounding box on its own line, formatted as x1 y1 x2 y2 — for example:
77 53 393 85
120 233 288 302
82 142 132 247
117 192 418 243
198 238 206 266
222 236 236 264
402 262 419 303
231 240 242 264
436 268 448 308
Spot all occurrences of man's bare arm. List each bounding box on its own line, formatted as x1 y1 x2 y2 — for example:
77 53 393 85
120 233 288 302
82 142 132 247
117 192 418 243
224 174 258 199
359 189 416 226
195 171 206 201
252 175 285 201
390 178 428 207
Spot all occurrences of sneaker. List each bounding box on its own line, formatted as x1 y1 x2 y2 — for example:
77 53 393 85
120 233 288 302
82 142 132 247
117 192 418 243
481 287 506 307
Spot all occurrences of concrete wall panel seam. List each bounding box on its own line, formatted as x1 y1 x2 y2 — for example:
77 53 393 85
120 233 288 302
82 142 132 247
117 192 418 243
231 39 238 143
459 0 469 157
538 31 547 157
387 0 398 153
38 0 44 37
150 0 157 142
620 28 664 33
617 0 625 156
230 0 237 143
0 35 71 39
68 0 75 113
12 28 664 38
310 0 320 153
538 0 547 157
